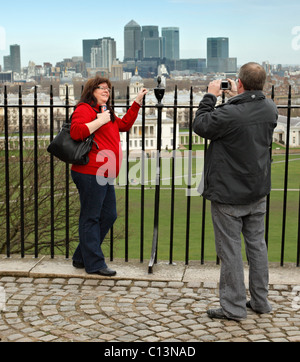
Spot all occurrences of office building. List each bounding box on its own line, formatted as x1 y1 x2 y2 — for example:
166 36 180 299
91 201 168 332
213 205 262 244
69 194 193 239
207 37 229 59
124 21 180 65
161 27 180 60
124 20 142 61
141 25 161 59
10 44 21 74
207 37 228 73
85 37 116 71
110 60 123 81
207 37 237 73
83 39 99 65
0 71 13 83
101 37 116 71
3 45 21 74
176 58 206 73
3 55 11 72
91 46 102 68
142 26 159 39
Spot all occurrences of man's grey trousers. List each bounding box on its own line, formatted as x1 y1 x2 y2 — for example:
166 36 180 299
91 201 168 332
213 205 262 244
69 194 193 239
210 197 272 320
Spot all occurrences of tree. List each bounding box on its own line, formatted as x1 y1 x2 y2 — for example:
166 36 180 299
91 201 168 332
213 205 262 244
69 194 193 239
0 149 124 256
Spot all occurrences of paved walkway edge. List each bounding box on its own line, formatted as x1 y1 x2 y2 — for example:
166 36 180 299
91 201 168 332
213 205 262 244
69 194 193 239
0 255 299 285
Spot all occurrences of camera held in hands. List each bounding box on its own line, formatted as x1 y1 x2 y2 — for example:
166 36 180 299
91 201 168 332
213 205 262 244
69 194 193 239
220 80 231 90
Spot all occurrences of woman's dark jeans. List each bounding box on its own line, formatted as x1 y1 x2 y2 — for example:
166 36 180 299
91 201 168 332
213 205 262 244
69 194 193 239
71 171 117 273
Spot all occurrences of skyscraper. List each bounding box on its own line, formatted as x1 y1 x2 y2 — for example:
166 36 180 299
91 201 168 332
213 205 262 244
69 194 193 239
101 37 117 71
83 39 98 65
141 26 161 59
91 46 102 68
161 27 180 60
10 44 21 74
84 38 116 70
90 38 116 71
124 20 141 61
207 37 229 60
207 37 236 73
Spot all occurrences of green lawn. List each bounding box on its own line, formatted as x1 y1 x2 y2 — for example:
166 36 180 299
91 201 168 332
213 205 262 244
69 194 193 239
1 148 299 264
102 153 300 264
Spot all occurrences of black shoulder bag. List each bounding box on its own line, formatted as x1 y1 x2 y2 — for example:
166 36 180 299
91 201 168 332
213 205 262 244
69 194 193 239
47 106 99 165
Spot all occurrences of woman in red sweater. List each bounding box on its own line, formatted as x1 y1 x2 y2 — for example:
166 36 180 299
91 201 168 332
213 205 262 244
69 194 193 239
70 76 147 276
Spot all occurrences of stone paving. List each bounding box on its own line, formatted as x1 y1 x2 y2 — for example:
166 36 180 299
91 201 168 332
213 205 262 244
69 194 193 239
0 267 300 342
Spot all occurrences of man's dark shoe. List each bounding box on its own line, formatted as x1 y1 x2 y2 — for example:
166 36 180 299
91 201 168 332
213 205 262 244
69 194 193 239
72 260 85 269
93 268 117 277
207 308 241 321
207 308 229 320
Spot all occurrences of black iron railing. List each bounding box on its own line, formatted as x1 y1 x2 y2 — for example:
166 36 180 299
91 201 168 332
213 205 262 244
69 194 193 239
0 82 300 273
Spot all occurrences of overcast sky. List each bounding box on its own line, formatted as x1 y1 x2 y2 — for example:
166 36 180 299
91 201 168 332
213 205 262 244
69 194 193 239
0 0 300 68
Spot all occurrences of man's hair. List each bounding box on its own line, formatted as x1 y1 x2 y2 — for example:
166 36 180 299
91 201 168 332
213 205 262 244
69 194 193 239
239 62 266 91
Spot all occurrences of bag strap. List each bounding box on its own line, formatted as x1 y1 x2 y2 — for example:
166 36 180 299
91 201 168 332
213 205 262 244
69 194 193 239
67 102 101 124
69 102 101 149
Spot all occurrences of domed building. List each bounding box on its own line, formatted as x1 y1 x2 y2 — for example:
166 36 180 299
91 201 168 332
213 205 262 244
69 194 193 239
116 68 180 161
130 67 144 103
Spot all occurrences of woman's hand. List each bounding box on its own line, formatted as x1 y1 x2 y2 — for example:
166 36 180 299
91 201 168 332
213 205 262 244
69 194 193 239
96 111 111 127
85 110 111 134
135 88 148 105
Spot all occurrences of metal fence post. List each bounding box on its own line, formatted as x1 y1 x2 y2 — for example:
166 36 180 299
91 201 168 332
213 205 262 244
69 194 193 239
148 77 165 274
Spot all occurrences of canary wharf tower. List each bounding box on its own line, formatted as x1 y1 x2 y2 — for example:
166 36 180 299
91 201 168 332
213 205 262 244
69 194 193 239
124 20 142 61
207 37 237 73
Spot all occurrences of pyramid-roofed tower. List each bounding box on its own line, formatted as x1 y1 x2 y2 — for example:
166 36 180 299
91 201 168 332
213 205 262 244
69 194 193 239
125 19 140 28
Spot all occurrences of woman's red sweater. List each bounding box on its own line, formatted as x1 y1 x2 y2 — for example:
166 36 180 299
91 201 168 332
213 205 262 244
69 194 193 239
70 101 140 178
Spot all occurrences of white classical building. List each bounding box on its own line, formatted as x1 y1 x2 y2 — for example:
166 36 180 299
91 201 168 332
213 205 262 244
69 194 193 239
274 115 300 147
0 85 76 151
119 110 179 153
118 69 180 153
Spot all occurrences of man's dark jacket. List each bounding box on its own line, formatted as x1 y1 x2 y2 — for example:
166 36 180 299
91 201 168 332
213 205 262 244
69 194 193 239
193 91 278 205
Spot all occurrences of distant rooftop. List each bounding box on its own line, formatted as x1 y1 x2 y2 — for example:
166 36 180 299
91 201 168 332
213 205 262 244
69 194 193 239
0 92 64 105
278 115 300 127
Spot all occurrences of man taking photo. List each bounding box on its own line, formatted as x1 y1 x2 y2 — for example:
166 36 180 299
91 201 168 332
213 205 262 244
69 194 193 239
193 62 278 321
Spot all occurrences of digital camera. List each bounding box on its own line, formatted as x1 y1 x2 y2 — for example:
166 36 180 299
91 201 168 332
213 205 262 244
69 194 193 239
220 80 231 90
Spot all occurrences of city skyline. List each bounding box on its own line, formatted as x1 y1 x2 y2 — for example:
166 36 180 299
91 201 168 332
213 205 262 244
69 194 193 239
0 0 300 68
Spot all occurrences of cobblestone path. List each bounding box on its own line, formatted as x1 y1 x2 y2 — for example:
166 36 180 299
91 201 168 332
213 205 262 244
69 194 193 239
0 276 299 342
